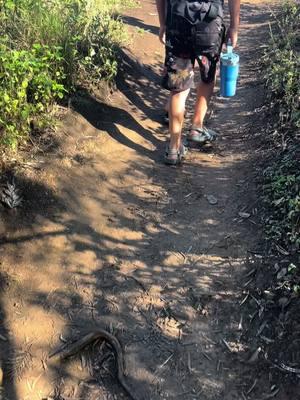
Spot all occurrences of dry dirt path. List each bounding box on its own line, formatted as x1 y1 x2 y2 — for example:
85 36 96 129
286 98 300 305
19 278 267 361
0 1 290 400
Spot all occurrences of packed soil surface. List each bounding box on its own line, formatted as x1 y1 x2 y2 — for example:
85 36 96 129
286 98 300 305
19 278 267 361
0 1 299 400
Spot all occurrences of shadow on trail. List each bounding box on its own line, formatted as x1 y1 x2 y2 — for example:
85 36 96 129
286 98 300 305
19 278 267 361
117 49 167 125
122 15 159 36
0 147 257 399
72 89 162 162
0 273 18 400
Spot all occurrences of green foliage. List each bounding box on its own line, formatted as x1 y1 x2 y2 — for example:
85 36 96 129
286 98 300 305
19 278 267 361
0 0 133 88
0 43 65 149
263 149 300 249
79 13 128 83
262 2 300 251
263 1 300 129
0 0 135 150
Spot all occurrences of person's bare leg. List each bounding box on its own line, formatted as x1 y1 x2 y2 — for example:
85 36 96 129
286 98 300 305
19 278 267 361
169 88 190 149
192 80 214 128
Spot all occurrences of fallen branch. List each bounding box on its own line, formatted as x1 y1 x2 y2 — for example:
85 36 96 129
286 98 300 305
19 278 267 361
49 328 139 400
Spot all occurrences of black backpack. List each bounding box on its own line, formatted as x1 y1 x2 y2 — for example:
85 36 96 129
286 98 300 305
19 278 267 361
169 0 224 24
167 0 225 58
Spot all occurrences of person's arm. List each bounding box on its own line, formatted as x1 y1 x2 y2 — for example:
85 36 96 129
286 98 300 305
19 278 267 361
227 0 240 47
156 0 167 44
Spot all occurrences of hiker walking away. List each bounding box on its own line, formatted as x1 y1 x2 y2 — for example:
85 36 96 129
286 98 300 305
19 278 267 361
156 0 240 164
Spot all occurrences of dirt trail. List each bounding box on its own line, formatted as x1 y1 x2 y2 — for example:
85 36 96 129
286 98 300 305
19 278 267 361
0 1 288 400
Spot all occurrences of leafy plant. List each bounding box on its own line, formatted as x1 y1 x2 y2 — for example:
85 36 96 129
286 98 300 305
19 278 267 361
263 1 300 131
263 149 300 249
0 179 23 208
0 0 136 150
79 12 129 83
0 0 134 88
261 1 300 251
0 43 65 149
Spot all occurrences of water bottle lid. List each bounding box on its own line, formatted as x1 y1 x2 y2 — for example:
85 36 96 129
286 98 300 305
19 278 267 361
221 48 239 65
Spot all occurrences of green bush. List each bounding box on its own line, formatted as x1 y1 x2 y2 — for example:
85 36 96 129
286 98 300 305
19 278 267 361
0 0 135 150
263 149 300 249
79 13 128 83
263 1 300 130
0 0 133 87
0 43 65 149
262 1 300 251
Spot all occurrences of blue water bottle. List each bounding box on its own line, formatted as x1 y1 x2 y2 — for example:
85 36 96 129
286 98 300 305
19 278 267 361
220 41 239 97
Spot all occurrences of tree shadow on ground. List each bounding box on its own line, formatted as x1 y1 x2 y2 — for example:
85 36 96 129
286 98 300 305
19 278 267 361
122 15 159 36
0 273 18 400
0 144 258 399
71 89 162 162
117 48 167 124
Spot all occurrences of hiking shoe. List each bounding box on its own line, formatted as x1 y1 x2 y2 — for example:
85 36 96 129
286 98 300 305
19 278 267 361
187 126 218 144
164 143 188 165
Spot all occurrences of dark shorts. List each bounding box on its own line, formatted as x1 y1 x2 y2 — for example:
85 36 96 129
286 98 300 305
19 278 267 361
162 50 219 91
162 16 225 92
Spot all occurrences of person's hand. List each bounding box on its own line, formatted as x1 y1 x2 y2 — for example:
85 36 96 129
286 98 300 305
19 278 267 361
159 25 166 44
226 26 238 48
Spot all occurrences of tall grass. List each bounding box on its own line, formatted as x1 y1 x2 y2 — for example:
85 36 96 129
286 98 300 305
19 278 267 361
0 0 135 150
1 0 134 87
